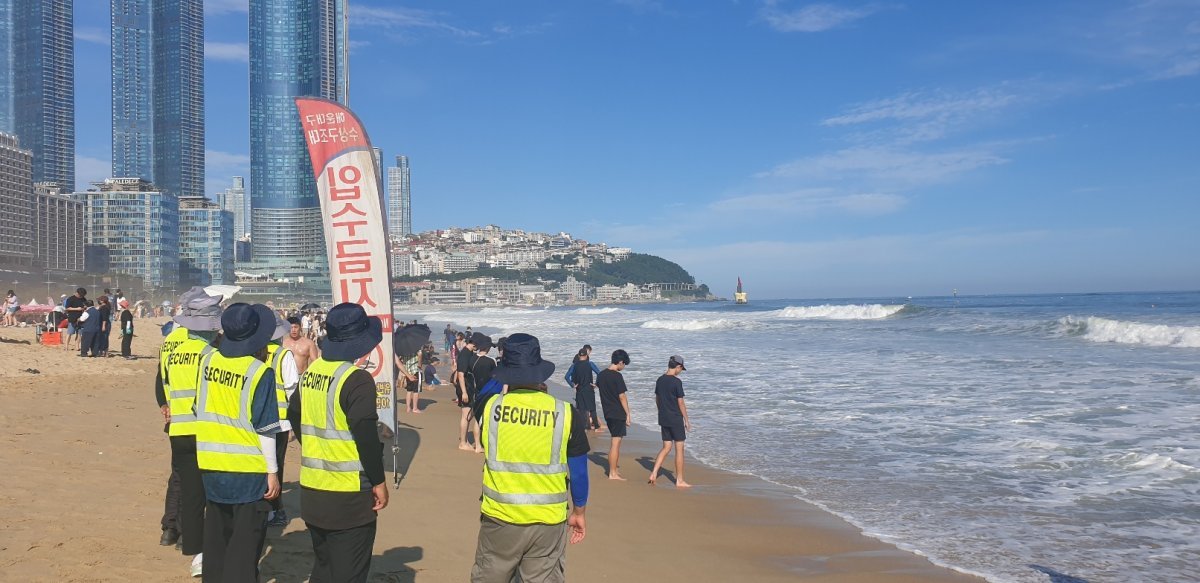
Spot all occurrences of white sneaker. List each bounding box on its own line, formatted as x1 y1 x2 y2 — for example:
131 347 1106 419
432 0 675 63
190 553 202 578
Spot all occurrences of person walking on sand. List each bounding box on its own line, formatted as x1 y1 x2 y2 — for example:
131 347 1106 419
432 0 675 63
155 287 224 577
118 299 134 359
64 287 87 351
470 333 590 583
194 303 282 583
648 356 691 488
78 300 101 357
283 316 320 375
97 295 112 357
287 303 388 583
455 333 479 450
597 350 632 480
397 344 422 414
569 348 602 432
468 334 497 438
4 290 18 327
265 314 301 528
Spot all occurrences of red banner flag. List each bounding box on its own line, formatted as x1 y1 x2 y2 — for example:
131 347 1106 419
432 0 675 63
295 97 397 431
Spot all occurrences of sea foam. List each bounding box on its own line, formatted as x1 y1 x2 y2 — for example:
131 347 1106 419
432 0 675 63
775 304 906 320
640 318 738 331
1059 316 1200 348
572 307 621 315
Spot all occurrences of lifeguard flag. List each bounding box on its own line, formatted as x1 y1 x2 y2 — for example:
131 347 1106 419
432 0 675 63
295 97 397 432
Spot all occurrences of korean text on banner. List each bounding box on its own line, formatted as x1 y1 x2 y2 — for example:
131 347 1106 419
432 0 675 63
295 97 397 432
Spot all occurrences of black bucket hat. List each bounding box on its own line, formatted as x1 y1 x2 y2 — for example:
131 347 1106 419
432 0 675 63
470 332 493 353
492 333 555 388
218 303 276 358
319 302 383 362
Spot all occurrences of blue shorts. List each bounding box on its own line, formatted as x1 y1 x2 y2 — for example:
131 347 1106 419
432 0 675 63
660 425 686 442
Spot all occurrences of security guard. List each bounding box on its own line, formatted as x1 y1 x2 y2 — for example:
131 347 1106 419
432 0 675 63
265 314 300 528
154 287 223 578
287 302 388 583
470 333 591 583
193 303 281 583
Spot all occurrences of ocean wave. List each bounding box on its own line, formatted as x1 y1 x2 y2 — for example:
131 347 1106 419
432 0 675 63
1058 316 1200 348
640 319 738 331
774 304 907 320
572 307 621 315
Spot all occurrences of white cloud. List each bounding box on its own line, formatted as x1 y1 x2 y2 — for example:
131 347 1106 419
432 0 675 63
823 88 1021 127
75 155 112 192
205 41 249 63
759 146 1007 188
759 1 888 33
709 189 907 216
206 150 250 171
75 28 109 46
351 6 481 38
205 0 247 16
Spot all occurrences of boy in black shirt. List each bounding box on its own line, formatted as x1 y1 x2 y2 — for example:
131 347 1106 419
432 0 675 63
649 355 691 488
596 350 631 480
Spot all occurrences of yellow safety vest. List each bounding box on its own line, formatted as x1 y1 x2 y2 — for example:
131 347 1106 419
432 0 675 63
266 343 294 422
159 325 191 389
164 338 214 437
299 358 365 492
194 352 270 473
480 390 572 525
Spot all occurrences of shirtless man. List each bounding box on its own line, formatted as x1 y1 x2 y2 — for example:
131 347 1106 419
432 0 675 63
282 317 320 374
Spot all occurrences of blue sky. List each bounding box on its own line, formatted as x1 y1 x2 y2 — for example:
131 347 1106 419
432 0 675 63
72 1 1199 299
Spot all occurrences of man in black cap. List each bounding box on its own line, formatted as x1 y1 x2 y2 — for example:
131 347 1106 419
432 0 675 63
648 355 691 488
287 302 388 583
455 333 479 451
470 333 590 583
193 302 282 582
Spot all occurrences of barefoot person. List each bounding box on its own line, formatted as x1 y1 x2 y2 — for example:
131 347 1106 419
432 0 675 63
470 333 590 583
396 348 422 414
455 334 479 451
648 355 691 488
287 303 389 583
597 350 632 480
283 317 320 375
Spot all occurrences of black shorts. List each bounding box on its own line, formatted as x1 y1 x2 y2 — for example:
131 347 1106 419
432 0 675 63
606 418 627 438
404 377 420 393
660 425 686 442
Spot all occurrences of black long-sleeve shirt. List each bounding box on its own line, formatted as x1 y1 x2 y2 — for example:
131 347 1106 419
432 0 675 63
287 367 385 530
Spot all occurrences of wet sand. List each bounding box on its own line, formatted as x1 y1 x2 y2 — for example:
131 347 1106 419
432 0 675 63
0 325 984 582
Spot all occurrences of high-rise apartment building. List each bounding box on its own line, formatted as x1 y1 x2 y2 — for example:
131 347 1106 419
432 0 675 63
82 178 179 289
220 176 248 239
248 0 347 270
10 0 74 188
0 1 13 132
0 132 33 267
33 182 83 272
179 196 234 285
111 0 204 197
387 155 411 241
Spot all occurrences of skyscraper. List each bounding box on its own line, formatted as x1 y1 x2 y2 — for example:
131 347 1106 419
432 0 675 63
11 0 74 189
82 178 179 289
0 132 33 268
111 0 204 197
387 155 411 240
219 176 249 239
248 0 347 267
0 1 13 133
179 195 234 285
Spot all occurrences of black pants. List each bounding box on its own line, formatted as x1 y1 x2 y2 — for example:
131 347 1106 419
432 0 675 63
171 435 206 556
161 464 181 533
121 332 133 357
269 432 289 512
203 499 270 583
79 331 97 356
308 521 377 583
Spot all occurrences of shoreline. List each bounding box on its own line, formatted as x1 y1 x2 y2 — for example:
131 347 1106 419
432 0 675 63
0 324 987 581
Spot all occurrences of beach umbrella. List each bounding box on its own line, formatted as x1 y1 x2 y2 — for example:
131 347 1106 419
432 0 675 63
204 284 242 302
393 323 431 357
300 302 322 312
161 300 172 307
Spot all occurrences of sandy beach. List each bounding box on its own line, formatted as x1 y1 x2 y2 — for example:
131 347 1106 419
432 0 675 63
0 324 985 582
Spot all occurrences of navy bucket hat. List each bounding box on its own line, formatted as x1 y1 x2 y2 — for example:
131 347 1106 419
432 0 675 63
491 333 555 388
319 302 383 362
218 303 276 358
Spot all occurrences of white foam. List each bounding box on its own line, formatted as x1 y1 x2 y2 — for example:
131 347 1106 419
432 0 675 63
640 318 738 331
572 307 621 315
1059 316 1200 348
774 304 906 320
